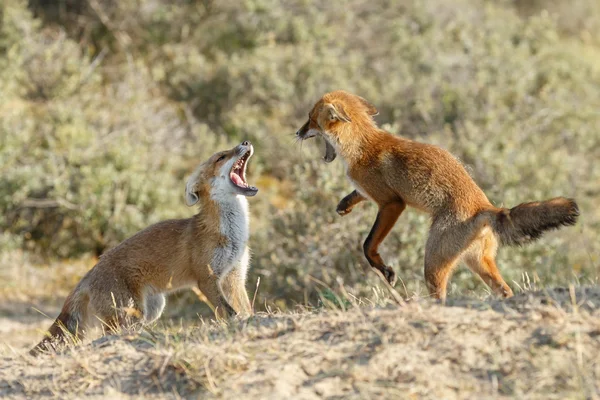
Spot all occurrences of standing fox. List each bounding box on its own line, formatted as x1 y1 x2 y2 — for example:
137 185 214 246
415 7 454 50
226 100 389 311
296 90 579 300
31 141 258 356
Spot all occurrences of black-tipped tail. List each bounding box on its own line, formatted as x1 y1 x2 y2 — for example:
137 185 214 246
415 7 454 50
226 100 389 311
491 197 579 246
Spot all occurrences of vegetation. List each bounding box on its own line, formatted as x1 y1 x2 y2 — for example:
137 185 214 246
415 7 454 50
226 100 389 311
1 0 599 310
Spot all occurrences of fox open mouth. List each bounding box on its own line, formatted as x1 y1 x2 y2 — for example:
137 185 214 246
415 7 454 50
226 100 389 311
297 128 337 163
306 135 337 163
322 139 337 163
230 149 258 195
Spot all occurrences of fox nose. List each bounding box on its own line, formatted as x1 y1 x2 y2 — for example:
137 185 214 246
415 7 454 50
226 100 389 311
242 140 250 146
296 121 309 137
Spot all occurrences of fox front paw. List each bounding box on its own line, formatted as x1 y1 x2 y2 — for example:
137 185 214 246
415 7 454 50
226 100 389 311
336 208 351 216
336 203 352 216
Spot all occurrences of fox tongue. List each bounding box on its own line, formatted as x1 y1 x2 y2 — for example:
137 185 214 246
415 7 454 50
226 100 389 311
231 172 245 187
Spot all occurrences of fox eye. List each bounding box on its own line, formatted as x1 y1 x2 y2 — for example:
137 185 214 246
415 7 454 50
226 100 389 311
216 155 226 163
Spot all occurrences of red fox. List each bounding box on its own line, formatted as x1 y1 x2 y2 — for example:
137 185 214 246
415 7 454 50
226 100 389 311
30 142 258 356
296 90 579 301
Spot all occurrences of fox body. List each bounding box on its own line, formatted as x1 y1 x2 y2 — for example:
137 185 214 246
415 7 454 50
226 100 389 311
31 142 258 356
296 90 579 300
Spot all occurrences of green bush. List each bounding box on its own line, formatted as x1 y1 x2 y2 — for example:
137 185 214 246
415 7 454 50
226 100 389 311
0 1 225 257
1 0 598 306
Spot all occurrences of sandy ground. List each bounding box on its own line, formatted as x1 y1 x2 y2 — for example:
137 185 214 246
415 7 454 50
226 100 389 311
1 286 599 399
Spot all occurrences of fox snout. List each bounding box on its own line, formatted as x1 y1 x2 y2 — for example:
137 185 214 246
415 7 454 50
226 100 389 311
296 121 321 140
295 121 313 139
234 140 254 158
236 140 253 155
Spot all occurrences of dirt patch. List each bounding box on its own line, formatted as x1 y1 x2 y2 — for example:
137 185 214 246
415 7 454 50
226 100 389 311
1 287 599 399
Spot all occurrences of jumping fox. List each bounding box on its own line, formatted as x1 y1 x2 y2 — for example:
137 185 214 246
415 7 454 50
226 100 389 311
31 141 258 356
296 90 579 300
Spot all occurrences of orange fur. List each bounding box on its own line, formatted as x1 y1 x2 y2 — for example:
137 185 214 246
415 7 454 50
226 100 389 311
297 90 579 300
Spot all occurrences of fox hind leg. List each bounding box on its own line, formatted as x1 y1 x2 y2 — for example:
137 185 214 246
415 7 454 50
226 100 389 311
91 288 145 334
424 215 492 301
463 233 513 298
424 249 461 302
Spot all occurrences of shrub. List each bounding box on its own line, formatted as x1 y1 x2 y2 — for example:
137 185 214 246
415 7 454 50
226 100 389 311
0 1 225 257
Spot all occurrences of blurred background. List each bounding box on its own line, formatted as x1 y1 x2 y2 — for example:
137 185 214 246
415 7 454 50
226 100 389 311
0 0 599 329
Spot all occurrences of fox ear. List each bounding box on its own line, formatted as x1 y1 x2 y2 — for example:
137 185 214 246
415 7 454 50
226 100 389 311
326 103 351 123
185 178 200 206
358 96 378 116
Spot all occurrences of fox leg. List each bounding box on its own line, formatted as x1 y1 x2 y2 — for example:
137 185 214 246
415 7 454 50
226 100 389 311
96 289 145 334
197 274 236 320
363 200 406 286
144 294 166 323
337 190 366 216
220 268 252 316
423 243 461 302
220 247 252 316
424 214 491 301
103 292 166 328
464 233 513 298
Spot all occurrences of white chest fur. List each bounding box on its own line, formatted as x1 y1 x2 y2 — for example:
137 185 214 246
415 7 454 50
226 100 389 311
210 195 249 276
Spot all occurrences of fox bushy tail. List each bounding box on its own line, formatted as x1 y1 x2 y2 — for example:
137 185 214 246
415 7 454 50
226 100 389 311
30 291 88 356
490 197 579 246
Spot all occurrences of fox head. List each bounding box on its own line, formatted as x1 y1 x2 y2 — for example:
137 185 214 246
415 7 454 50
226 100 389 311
295 90 379 163
185 141 258 206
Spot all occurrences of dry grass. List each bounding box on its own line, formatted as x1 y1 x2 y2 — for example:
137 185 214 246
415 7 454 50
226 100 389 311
1 286 599 399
